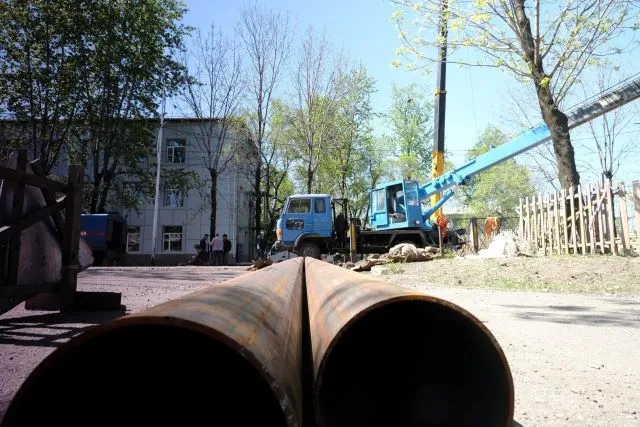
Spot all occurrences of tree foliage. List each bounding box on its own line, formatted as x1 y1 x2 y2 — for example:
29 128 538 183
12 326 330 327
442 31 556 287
239 3 292 237
0 0 192 213
391 0 640 188
181 25 246 236
388 83 433 180
457 126 536 216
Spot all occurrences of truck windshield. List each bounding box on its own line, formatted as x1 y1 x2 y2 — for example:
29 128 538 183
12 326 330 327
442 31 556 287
404 181 419 207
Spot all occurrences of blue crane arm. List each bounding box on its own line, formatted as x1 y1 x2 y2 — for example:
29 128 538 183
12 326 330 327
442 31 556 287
418 75 640 202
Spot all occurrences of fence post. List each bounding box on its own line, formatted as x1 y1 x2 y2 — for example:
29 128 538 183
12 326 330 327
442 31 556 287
633 180 640 239
605 178 617 255
577 185 586 255
617 182 630 255
7 150 28 286
569 185 577 254
561 189 569 254
587 184 595 254
60 165 84 311
553 192 561 255
525 196 530 240
470 218 479 253
595 183 605 253
518 198 523 238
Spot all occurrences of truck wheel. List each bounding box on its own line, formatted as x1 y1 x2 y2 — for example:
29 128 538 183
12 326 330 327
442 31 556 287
297 242 321 259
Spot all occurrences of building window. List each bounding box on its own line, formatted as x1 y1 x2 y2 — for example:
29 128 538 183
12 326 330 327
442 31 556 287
166 139 186 164
163 226 183 251
126 226 141 252
288 198 311 214
123 182 143 199
164 188 185 207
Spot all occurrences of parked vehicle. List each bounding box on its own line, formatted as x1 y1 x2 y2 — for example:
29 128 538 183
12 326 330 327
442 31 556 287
80 213 126 266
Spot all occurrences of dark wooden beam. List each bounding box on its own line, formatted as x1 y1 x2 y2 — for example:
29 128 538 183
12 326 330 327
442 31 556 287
60 165 83 311
0 165 67 193
30 159 66 242
7 150 27 286
0 198 66 240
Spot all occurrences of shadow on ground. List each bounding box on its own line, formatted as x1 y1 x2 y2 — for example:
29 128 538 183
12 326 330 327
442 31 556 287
502 304 639 328
79 267 245 284
0 308 125 348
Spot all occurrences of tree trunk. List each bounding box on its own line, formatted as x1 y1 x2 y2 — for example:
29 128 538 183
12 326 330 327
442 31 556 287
513 0 580 188
536 86 580 188
254 157 262 237
210 169 218 238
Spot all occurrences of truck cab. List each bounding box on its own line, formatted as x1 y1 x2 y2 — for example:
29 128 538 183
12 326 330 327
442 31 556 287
276 194 337 258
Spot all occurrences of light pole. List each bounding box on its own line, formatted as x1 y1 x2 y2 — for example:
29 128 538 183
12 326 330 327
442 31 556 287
150 82 166 266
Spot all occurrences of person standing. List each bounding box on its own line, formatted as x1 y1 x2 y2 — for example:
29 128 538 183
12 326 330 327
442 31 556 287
211 233 224 266
256 231 267 259
223 234 232 265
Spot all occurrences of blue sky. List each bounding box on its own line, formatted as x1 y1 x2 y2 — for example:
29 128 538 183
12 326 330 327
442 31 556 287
181 0 640 188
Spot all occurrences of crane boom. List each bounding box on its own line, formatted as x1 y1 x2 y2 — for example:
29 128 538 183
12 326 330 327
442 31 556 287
418 76 640 203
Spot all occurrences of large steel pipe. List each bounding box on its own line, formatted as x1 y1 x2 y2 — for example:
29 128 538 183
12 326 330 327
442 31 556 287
305 258 514 427
3 259 305 427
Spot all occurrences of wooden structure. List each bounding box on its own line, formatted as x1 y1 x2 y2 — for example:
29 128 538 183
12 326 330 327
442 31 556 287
517 177 638 256
0 149 120 314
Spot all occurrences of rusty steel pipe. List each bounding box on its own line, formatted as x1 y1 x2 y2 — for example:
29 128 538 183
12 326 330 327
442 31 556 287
305 258 514 427
3 259 305 427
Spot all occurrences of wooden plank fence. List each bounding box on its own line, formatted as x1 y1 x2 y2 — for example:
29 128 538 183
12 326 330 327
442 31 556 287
517 177 639 256
0 149 121 314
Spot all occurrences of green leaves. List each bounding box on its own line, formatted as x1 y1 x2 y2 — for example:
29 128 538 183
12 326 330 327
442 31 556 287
458 126 536 216
388 83 433 181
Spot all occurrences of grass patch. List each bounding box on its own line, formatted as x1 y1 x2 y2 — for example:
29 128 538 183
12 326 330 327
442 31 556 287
381 263 406 275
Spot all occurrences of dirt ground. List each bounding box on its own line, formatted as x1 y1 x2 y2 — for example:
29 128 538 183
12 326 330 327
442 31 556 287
374 255 640 426
0 266 248 418
1 258 639 426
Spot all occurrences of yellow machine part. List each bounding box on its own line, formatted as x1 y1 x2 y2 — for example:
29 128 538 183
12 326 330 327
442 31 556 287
430 151 445 221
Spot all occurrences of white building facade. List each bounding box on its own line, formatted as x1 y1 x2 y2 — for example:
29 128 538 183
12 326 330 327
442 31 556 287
122 119 257 265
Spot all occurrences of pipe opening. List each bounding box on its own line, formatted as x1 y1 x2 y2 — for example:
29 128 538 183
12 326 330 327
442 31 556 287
318 300 512 427
4 324 287 427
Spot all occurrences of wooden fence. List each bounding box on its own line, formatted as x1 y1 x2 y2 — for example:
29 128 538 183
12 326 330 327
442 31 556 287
517 178 639 256
0 150 84 312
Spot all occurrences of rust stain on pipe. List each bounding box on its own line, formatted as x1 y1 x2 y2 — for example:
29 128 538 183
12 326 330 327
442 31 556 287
2 259 305 427
305 258 514 427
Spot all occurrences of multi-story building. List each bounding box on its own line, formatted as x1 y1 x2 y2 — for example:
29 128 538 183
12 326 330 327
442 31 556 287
122 118 257 265
1 118 258 265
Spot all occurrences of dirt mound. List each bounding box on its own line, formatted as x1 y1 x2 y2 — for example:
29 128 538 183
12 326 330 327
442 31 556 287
476 231 537 258
387 243 439 262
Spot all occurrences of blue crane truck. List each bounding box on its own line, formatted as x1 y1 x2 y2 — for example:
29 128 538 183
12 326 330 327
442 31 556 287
80 213 127 265
276 76 640 258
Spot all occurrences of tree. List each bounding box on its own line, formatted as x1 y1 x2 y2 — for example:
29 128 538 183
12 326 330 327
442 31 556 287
291 27 343 193
77 0 190 213
578 68 636 181
239 3 292 237
388 83 433 180
315 66 379 219
258 99 297 241
1 0 192 211
457 126 536 216
391 0 640 188
181 25 246 237
0 0 85 173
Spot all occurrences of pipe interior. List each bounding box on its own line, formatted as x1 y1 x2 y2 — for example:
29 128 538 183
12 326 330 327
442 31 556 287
318 300 511 427
4 324 287 427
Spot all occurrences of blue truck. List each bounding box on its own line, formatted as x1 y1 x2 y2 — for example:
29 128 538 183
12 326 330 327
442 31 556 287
80 213 127 265
276 76 640 258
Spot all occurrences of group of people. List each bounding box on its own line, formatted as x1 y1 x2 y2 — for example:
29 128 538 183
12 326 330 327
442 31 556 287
199 233 233 266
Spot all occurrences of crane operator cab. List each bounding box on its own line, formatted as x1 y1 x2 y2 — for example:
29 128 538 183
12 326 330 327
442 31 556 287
370 180 423 231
